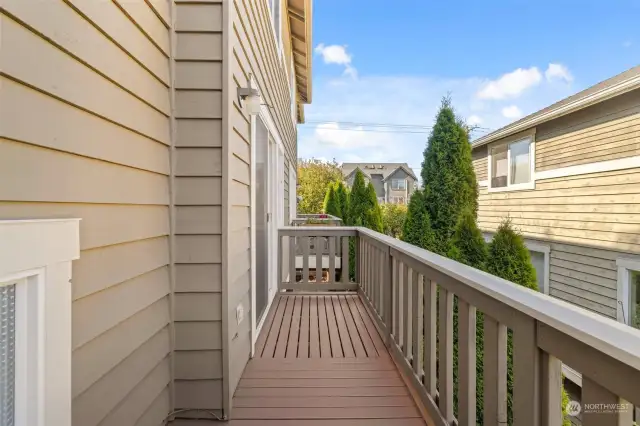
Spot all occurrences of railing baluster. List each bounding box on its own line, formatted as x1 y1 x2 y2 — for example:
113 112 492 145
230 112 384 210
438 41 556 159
513 316 540 426
458 298 477 426
383 247 393 345
341 235 349 284
412 270 422 376
540 352 563 426
484 316 508 426
363 241 368 296
289 235 296 286
375 247 381 314
582 378 633 426
328 236 336 284
438 287 454 422
423 279 437 396
315 236 322 283
402 263 410 358
378 248 385 316
393 258 400 345
301 236 309 284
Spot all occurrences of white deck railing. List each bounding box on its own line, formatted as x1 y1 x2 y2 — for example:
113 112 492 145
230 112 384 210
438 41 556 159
277 226 640 426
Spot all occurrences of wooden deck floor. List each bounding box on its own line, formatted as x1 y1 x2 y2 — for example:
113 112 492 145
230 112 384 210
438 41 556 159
229 294 427 425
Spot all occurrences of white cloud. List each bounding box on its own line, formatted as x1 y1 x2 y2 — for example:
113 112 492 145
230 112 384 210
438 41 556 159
477 67 542 100
545 63 573 83
467 115 483 126
299 72 576 167
315 43 358 78
502 105 523 119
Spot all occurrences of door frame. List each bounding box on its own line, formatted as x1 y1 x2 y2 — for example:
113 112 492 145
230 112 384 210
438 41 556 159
250 104 287 356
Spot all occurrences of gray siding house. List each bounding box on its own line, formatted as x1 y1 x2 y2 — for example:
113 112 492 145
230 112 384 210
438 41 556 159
0 0 312 424
471 65 640 388
342 163 418 204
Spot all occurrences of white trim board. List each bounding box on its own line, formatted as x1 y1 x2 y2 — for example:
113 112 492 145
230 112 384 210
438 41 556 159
536 155 640 180
0 219 80 426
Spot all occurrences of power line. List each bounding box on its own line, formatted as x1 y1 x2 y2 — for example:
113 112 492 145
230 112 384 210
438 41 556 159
303 120 493 131
300 126 491 135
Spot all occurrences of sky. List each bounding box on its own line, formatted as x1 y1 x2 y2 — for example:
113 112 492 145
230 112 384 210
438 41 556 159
297 0 640 176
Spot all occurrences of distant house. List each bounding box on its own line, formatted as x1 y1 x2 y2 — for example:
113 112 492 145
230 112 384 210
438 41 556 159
342 163 417 204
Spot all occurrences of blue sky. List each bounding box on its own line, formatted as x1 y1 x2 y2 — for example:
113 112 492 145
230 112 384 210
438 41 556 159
298 0 640 174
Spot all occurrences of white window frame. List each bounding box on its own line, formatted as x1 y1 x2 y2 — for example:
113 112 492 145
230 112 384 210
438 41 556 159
616 256 640 326
0 219 80 426
268 0 283 57
391 178 407 191
487 132 536 193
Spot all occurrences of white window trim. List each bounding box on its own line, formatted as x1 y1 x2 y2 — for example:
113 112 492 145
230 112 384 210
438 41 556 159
268 0 283 58
487 134 536 193
391 178 407 191
616 256 640 325
0 219 80 426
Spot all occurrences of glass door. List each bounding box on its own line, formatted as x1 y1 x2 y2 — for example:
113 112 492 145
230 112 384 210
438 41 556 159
255 118 270 323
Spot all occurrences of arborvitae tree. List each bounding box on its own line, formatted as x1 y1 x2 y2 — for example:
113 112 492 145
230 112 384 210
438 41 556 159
421 98 478 255
401 190 435 249
348 170 370 224
323 183 341 218
335 181 350 223
448 209 489 270
365 182 383 232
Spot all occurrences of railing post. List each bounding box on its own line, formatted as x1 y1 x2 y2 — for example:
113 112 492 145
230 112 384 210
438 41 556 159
582 378 634 426
513 316 540 426
277 232 282 290
540 352 563 426
355 231 361 285
383 245 393 347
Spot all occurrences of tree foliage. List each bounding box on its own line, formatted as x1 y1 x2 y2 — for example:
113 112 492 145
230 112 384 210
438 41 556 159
366 182 384 232
323 182 341 218
448 209 489 270
421 97 478 254
401 190 435 249
297 158 343 214
335 181 350 222
381 203 408 238
348 170 371 225
486 219 538 291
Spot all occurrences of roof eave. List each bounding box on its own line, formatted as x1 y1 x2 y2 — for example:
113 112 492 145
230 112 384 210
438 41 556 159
472 74 640 149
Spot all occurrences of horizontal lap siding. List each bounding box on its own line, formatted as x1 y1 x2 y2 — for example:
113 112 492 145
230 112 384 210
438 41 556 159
228 0 298 412
472 144 488 181
536 89 640 171
0 2 171 426
173 0 225 415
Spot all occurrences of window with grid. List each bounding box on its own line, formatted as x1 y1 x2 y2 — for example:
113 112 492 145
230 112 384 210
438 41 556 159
391 179 406 190
0 283 16 426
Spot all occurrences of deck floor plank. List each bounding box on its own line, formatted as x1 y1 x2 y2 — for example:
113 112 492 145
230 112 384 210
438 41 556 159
325 296 344 357
317 295 332 358
332 295 356 357
232 294 428 425
286 296 302 358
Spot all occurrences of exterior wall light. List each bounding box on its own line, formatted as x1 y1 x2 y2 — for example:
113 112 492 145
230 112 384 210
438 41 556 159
237 79 262 115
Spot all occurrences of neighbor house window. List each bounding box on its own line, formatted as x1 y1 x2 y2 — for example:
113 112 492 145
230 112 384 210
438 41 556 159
489 137 534 191
527 243 550 295
391 179 407 190
392 196 405 204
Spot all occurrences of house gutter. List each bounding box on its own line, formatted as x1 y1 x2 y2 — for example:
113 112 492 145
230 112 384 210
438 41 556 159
472 74 640 148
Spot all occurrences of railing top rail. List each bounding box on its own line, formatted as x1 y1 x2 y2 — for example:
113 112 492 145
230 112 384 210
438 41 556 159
295 214 342 220
356 227 640 372
280 226 357 232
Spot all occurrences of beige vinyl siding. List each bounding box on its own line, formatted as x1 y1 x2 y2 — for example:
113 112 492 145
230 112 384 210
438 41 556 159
226 0 297 410
536 89 640 171
472 144 488 181
0 3 171 426
173 0 225 415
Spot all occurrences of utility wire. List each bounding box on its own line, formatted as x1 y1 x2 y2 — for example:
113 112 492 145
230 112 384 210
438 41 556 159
303 120 493 131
